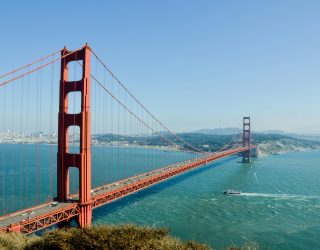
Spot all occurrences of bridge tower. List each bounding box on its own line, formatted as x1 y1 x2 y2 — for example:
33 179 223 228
242 116 251 163
57 45 92 227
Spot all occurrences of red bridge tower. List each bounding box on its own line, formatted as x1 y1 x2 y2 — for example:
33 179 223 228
242 116 251 163
57 45 92 227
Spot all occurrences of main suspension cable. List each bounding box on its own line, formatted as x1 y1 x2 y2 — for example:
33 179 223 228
0 47 83 87
90 73 191 153
0 50 61 79
89 48 206 154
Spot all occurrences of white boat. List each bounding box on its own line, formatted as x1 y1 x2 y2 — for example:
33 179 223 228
223 189 241 195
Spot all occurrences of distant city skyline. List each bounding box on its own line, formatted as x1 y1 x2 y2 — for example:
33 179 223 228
1 1 320 134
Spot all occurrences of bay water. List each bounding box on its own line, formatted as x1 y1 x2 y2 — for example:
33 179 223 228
1 144 319 249
93 150 320 249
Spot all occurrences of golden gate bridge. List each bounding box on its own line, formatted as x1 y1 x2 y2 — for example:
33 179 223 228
0 44 255 234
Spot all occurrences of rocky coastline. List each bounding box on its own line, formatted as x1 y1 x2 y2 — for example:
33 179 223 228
256 138 320 156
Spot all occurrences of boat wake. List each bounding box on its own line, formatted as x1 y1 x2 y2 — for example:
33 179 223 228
239 192 320 200
253 172 259 184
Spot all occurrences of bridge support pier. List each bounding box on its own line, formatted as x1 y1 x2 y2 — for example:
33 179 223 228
57 45 92 228
242 116 251 163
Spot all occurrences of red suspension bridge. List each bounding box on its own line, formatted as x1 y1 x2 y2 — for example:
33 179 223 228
0 44 255 234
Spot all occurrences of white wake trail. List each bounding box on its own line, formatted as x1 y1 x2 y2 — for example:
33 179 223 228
239 193 320 200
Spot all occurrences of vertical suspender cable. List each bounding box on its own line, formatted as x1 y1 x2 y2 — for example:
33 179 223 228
94 56 98 187
136 101 138 175
49 58 54 199
11 74 15 212
138 104 141 174
19 76 24 209
143 109 146 172
2 85 5 214
97 62 101 186
35 68 39 205
154 122 157 169
25 66 29 208
110 77 114 182
152 117 154 171
141 107 144 172
39 60 43 203
124 91 126 178
117 83 120 180
130 96 133 177
102 67 106 185
138 103 141 174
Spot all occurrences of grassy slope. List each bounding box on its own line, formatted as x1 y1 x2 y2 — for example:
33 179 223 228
0 225 209 250
0 224 260 250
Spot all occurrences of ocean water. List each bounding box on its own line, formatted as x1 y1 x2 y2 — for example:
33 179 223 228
1 144 320 249
92 150 320 249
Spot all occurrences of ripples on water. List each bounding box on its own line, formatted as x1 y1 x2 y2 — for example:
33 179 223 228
1 145 320 249
92 150 320 249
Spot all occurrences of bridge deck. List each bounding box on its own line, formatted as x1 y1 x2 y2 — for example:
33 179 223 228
0 146 255 234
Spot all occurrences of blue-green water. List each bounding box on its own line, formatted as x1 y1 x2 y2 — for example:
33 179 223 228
92 150 320 249
1 144 320 249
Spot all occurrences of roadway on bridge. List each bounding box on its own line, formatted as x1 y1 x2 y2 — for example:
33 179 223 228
0 156 204 229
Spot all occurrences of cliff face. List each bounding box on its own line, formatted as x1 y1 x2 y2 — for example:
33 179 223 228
256 138 320 156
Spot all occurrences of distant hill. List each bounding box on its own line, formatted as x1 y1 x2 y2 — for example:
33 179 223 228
176 132 320 155
193 128 290 136
192 128 320 142
258 130 286 134
92 131 320 155
192 127 241 135
257 130 320 142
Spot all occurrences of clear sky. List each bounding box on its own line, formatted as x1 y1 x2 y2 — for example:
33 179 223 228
1 0 320 134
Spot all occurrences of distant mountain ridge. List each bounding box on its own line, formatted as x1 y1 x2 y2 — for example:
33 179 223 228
192 128 320 141
192 128 288 135
192 128 241 135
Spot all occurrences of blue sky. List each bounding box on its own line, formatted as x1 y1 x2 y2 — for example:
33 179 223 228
1 0 320 134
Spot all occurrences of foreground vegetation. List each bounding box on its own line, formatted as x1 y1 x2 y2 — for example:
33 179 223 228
0 224 259 250
0 225 209 250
